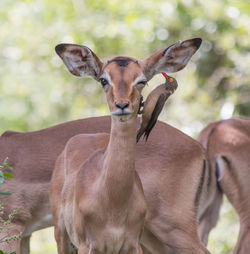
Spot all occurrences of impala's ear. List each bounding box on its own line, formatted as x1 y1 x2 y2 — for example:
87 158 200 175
55 43 103 80
142 38 202 80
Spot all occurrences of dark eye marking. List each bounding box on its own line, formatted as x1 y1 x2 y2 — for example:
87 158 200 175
100 78 109 87
136 80 147 86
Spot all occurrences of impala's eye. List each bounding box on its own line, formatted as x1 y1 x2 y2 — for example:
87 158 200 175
137 80 147 86
100 78 109 87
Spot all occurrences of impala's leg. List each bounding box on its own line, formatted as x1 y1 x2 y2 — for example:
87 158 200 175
147 217 210 254
54 222 78 254
136 244 144 254
215 156 250 254
164 228 210 254
234 223 250 254
123 245 144 254
0 223 23 254
198 189 223 245
141 245 152 254
78 244 88 254
71 242 78 254
167 230 209 254
54 223 72 254
141 227 173 254
51 154 73 254
21 235 31 254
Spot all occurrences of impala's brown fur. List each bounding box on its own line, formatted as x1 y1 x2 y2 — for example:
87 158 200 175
0 38 210 254
198 117 250 254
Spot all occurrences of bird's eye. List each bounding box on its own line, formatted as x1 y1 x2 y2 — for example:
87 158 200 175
137 80 147 86
100 78 109 87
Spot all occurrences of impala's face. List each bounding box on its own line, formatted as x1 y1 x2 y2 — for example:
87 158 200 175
99 57 146 121
55 38 202 122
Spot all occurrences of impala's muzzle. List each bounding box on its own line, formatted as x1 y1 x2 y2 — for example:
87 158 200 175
112 101 133 116
111 108 133 116
115 102 129 110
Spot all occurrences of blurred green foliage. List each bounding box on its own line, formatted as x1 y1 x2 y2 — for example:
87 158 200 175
0 158 13 196
0 0 249 136
0 0 249 253
0 158 21 254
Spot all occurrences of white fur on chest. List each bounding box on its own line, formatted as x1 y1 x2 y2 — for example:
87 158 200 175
105 226 126 252
89 226 133 254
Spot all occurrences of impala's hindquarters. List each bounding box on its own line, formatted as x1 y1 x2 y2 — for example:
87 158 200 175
136 127 211 254
198 118 250 254
198 186 223 245
213 120 250 254
197 121 224 246
216 153 250 254
197 157 223 246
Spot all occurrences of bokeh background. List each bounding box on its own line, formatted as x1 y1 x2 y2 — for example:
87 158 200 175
0 0 249 253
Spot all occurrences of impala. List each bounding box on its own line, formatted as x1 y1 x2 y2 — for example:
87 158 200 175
0 38 211 254
49 38 210 254
198 117 250 254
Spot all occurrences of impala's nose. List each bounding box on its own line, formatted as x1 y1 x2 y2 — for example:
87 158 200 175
115 102 129 110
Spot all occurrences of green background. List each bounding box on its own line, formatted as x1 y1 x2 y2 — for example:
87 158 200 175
1 0 249 253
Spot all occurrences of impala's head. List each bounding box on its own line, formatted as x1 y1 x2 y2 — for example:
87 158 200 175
55 38 202 122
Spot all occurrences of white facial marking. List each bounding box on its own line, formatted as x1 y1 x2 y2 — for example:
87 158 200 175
132 75 147 86
100 72 113 86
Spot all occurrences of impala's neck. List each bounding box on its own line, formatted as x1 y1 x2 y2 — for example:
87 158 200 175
102 116 137 204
